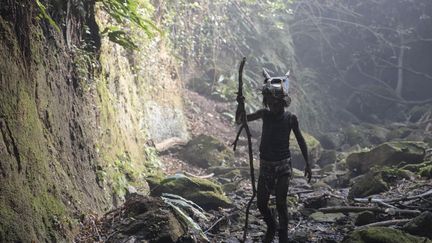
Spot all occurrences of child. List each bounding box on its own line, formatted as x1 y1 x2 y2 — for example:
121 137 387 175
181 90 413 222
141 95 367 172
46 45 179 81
236 70 312 243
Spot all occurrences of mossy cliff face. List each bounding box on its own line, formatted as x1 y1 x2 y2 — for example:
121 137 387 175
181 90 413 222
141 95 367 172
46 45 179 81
0 2 187 242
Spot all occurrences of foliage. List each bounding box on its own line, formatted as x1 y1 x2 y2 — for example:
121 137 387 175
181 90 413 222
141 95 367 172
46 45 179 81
289 0 432 111
160 0 298 110
99 0 161 49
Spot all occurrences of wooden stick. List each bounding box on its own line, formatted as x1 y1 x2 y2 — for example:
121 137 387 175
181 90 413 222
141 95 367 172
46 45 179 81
353 198 398 208
358 219 410 228
319 206 421 216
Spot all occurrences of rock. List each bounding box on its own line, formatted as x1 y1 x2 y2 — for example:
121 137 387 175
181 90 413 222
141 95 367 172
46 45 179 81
291 168 304 178
387 126 414 140
309 212 345 223
341 227 431 243
181 134 235 168
321 164 335 173
342 123 393 148
208 166 249 176
401 160 432 178
318 150 337 167
321 174 339 188
304 194 330 209
152 174 231 210
402 211 432 239
106 194 186 243
291 132 322 169
318 132 345 150
343 125 370 147
312 181 332 190
380 167 414 183
348 172 389 198
346 141 427 175
419 164 432 178
354 211 377 226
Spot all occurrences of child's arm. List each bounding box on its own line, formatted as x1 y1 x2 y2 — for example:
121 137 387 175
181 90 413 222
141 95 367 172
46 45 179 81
235 96 265 124
291 114 312 182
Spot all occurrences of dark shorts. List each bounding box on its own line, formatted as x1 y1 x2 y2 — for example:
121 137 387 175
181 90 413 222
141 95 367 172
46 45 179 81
259 157 292 179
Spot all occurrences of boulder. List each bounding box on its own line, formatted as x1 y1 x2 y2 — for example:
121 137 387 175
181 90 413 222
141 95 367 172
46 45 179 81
401 160 432 178
342 227 431 243
181 134 235 168
318 132 345 150
309 212 345 223
105 194 186 243
349 166 413 198
317 150 337 167
152 174 231 210
354 211 377 226
402 211 432 239
291 132 322 169
346 141 427 175
348 172 389 198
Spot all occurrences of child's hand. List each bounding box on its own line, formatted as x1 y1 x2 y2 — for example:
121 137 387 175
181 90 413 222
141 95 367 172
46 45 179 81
304 164 312 183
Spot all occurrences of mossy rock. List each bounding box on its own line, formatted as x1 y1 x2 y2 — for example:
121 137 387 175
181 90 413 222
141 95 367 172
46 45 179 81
346 141 427 176
419 165 432 178
107 194 186 243
145 172 166 191
309 212 345 223
318 132 345 150
342 227 432 243
152 174 231 210
380 166 414 183
355 211 377 226
402 211 432 239
290 132 322 169
343 124 391 147
387 126 414 140
349 172 389 198
317 150 337 167
181 134 235 168
401 160 432 178
207 166 252 179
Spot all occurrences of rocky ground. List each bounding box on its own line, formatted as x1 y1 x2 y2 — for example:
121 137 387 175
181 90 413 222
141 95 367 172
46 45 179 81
75 90 432 243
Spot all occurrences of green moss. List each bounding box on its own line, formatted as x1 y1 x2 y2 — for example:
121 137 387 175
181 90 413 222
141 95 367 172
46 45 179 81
419 165 432 178
342 227 431 243
380 166 413 183
182 134 234 168
349 172 389 198
344 125 368 147
401 160 432 178
155 175 231 209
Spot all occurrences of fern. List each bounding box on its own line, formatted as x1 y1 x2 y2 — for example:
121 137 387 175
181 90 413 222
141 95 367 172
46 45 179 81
100 0 162 49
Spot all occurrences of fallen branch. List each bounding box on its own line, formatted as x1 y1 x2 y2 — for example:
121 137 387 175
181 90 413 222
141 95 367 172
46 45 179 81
184 171 215 179
319 206 421 216
385 189 432 203
354 189 432 207
353 198 397 209
320 206 384 213
358 219 410 229
288 189 314 196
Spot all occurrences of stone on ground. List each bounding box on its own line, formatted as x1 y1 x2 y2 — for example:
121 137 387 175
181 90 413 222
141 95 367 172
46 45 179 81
341 227 431 243
346 141 427 175
181 134 234 168
152 174 231 210
402 211 432 239
105 194 186 243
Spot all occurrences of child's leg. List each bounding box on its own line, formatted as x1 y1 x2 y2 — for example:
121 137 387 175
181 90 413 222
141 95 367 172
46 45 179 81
257 175 276 242
275 175 290 243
